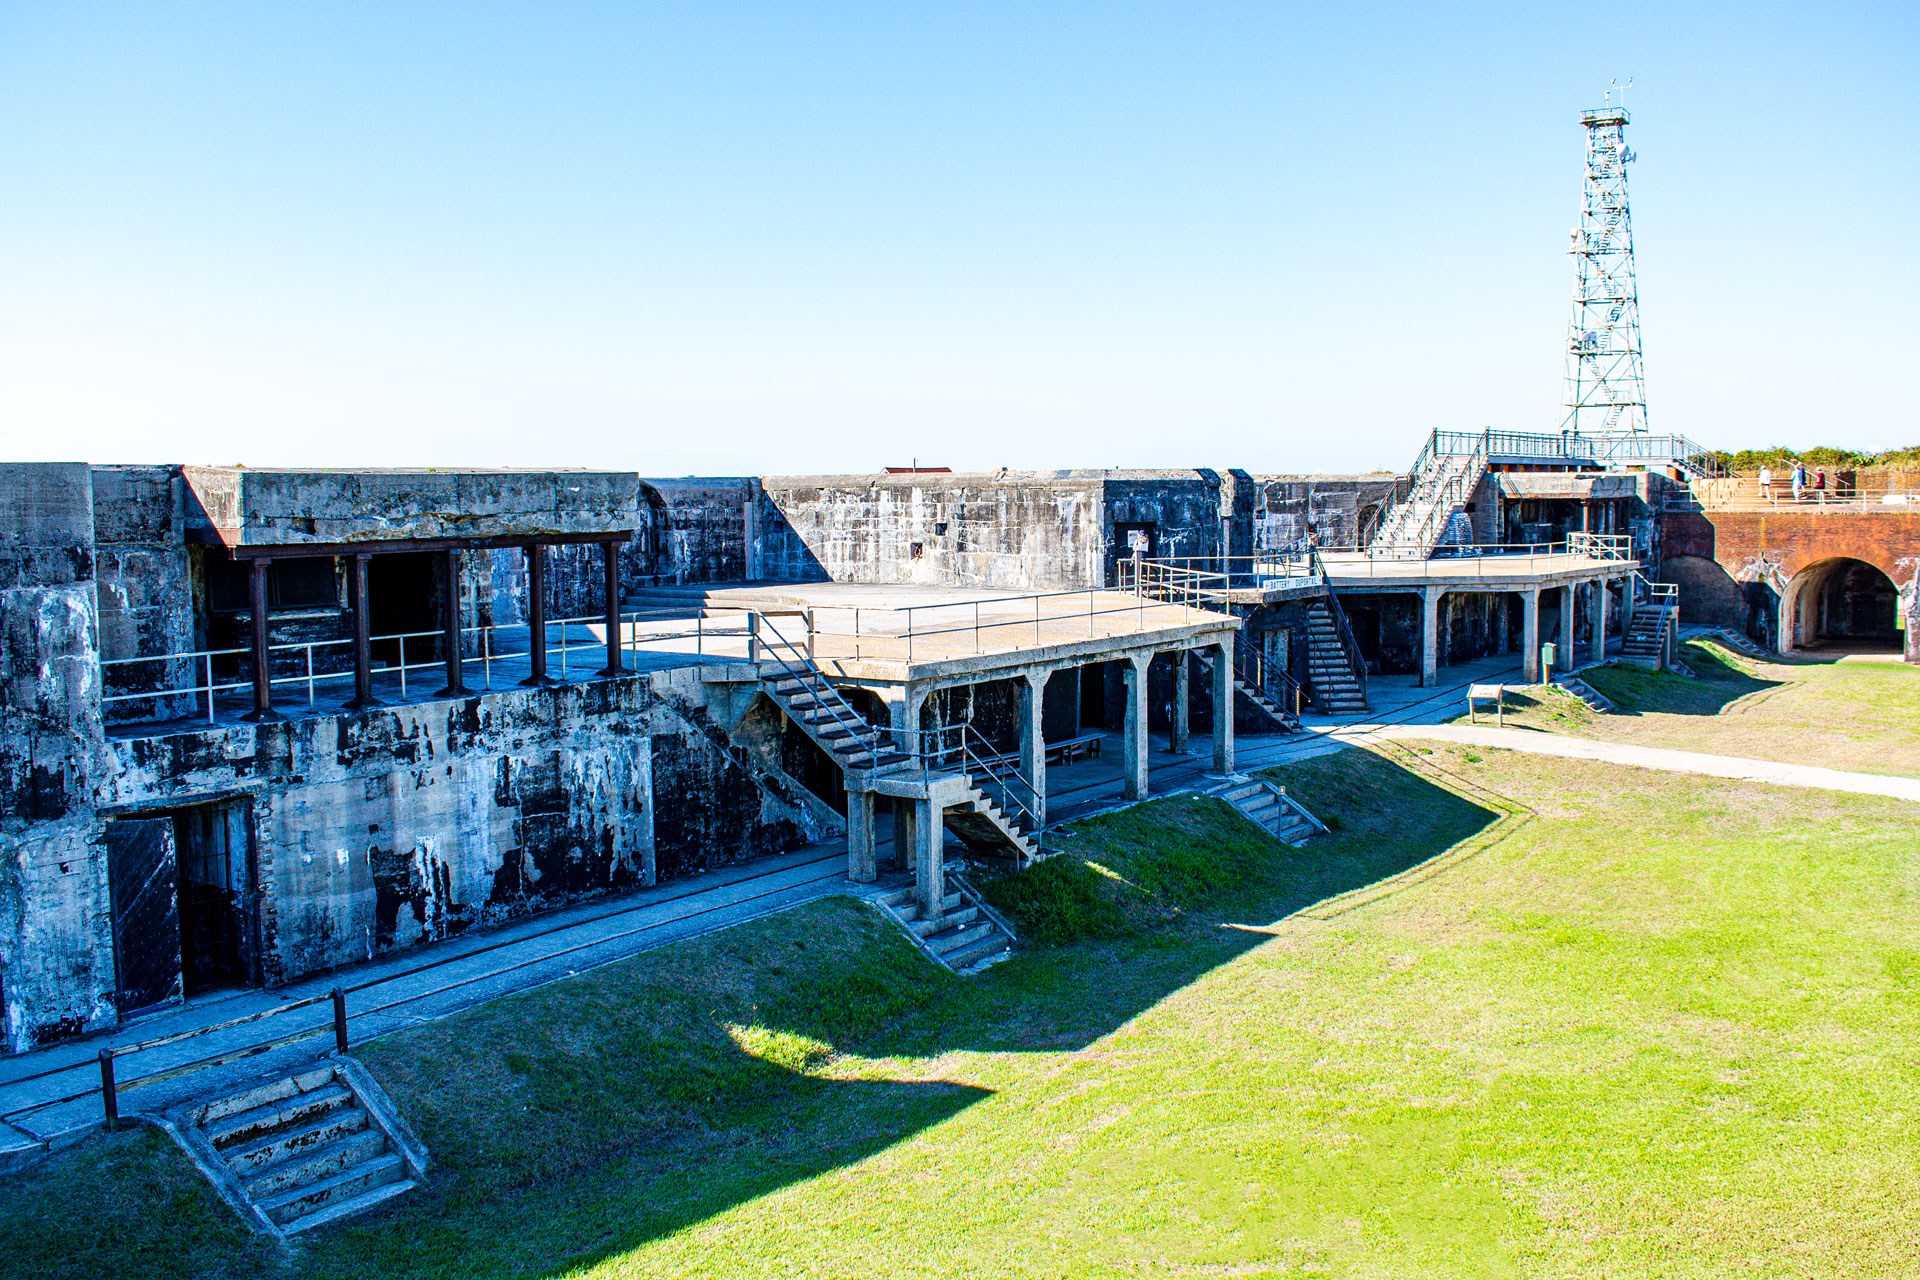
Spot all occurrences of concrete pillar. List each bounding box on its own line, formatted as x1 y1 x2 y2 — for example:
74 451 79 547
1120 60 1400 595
1019 668 1050 827
1211 639 1235 774
1419 587 1443 687
1520 589 1541 682
436 548 469 698
1496 592 1510 655
889 683 928 759
1170 652 1190 753
890 798 915 872
914 795 945 925
1557 586 1576 673
1122 654 1150 800
1590 579 1607 666
846 788 876 883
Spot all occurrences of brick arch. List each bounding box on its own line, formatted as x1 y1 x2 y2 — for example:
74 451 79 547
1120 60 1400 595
1779 556 1902 653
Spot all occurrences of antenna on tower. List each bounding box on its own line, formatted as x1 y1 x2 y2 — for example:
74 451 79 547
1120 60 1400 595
1561 85 1649 437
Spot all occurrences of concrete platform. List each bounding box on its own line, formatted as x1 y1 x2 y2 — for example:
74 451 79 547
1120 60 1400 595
1320 550 1637 590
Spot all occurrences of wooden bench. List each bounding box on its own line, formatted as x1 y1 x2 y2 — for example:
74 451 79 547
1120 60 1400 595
1047 733 1105 765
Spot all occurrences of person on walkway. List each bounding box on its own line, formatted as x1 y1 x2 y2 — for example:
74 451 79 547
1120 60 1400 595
1792 461 1807 502
1758 464 1773 501
1813 468 1827 502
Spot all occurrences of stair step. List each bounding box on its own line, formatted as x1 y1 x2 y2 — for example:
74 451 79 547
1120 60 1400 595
887 892 964 922
946 938 1014 973
204 1083 355 1153
243 1127 389 1201
197 1064 338 1127
928 921 997 956
267 1154 411 1230
913 905 979 937
224 1105 372 1179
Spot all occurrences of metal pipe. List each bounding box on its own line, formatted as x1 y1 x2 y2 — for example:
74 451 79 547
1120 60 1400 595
332 988 349 1054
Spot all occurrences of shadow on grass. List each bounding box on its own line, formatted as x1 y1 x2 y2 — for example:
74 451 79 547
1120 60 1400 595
1582 640 1786 719
5 751 1500 1280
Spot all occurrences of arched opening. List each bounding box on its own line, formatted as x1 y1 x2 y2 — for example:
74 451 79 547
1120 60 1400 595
1780 557 1901 654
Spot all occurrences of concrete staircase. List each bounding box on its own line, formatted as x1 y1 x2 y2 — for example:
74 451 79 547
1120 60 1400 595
874 881 1016 974
761 667 911 777
1702 627 1769 659
1192 649 1299 733
1209 778 1325 846
174 1060 425 1239
1552 674 1615 713
1619 605 1677 669
1304 603 1368 715
942 782 1041 866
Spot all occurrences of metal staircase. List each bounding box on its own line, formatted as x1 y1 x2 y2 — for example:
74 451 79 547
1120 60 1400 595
754 615 911 777
1371 432 1489 556
1619 579 1679 670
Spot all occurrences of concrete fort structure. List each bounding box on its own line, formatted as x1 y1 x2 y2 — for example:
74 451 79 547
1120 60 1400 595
3 441 1912 1057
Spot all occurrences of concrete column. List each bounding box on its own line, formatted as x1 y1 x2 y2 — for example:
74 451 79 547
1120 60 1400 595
346 553 379 709
1170 652 1190 753
1122 655 1150 800
1019 668 1050 827
521 542 549 687
1520 589 1541 682
1419 587 1443 687
890 798 915 872
914 795 945 924
1621 577 1636 636
598 541 625 676
1590 579 1608 666
1211 639 1235 775
244 557 279 721
1557 586 1576 673
889 684 928 758
846 788 876 883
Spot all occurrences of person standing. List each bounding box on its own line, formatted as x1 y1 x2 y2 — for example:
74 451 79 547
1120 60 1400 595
1758 463 1773 501
1791 461 1807 502
1813 467 1828 503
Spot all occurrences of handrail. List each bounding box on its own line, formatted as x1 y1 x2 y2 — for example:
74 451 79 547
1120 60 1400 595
98 606 757 724
752 612 893 769
1311 549 1369 708
900 724 1042 835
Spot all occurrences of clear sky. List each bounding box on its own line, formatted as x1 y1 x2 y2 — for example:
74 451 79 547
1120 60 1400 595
1 3 1913 475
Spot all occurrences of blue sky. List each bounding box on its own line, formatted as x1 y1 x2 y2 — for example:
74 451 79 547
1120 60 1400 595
1 2 1913 474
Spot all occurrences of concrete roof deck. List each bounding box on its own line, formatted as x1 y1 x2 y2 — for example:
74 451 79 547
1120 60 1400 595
637 582 1239 684
1321 550 1639 592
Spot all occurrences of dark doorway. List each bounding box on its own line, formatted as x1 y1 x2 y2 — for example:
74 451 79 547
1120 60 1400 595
368 551 441 665
106 818 182 1017
175 803 250 995
1079 662 1108 729
1346 605 1382 666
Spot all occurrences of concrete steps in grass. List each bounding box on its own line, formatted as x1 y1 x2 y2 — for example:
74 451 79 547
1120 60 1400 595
1208 778 1326 846
169 1058 427 1241
874 880 1018 975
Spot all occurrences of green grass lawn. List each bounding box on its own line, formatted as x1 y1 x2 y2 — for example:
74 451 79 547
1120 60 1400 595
1465 637 1920 778
6 743 1919 1278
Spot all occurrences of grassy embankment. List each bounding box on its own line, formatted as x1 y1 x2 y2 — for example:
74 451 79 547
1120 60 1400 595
1461 636 1920 778
5 740 1919 1278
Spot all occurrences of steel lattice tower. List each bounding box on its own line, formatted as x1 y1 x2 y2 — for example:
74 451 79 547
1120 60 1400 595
1561 85 1647 436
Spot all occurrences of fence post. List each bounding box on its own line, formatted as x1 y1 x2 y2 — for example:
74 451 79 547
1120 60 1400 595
204 653 215 724
332 988 349 1054
398 634 408 698
98 1049 118 1131
747 612 761 664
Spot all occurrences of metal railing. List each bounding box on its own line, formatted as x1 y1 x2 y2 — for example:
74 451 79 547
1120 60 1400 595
98 607 756 724
751 612 894 767
1688 475 1920 511
900 723 1043 836
1319 538 1641 574
804 578 1232 665
1146 551 1320 592
1312 549 1369 708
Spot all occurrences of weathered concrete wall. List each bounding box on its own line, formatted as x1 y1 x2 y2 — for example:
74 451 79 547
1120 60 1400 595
1101 474 1223 582
758 473 1106 589
0 464 117 1049
95 671 806 994
1251 475 1402 550
182 468 642 548
91 467 197 723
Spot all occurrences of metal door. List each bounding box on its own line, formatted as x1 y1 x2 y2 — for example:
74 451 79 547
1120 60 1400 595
106 818 182 1016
